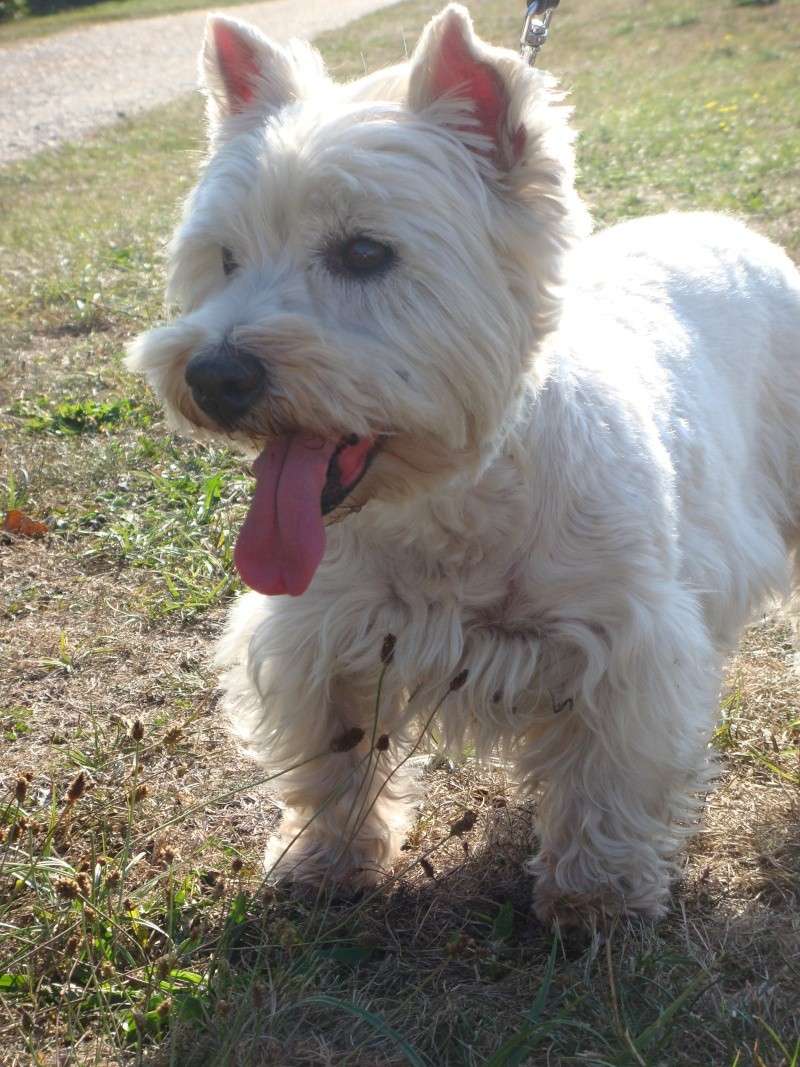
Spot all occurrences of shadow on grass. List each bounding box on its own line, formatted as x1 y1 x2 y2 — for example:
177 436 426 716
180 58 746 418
151 778 800 1067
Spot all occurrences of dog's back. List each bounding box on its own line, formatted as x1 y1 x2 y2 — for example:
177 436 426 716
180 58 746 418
559 211 800 646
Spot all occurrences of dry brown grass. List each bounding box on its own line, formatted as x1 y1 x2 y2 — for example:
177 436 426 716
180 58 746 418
2 0 800 1063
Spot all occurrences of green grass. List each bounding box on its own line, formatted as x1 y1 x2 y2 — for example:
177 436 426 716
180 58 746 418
2 0 800 1064
0 0 263 45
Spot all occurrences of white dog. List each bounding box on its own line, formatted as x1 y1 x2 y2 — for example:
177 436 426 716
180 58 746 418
128 5 800 922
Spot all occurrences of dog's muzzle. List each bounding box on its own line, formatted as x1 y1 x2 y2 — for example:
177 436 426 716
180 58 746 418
184 340 267 427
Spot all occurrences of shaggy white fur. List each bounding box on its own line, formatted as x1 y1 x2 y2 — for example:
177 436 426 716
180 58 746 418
128 5 800 921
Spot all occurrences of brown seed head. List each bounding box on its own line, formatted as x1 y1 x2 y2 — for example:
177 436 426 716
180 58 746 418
419 857 436 879
133 784 148 803
14 777 28 804
380 633 396 665
164 726 183 747
76 872 92 897
449 669 469 692
230 857 244 875
156 997 172 1018
65 771 86 805
330 726 365 753
55 877 80 901
131 719 145 742
449 810 478 837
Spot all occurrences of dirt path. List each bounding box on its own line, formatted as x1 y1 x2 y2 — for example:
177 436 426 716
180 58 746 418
0 0 399 164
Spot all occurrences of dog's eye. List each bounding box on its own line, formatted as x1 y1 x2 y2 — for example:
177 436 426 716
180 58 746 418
326 236 395 279
221 247 238 277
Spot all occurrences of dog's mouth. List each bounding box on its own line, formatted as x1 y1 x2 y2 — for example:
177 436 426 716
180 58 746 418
234 432 380 597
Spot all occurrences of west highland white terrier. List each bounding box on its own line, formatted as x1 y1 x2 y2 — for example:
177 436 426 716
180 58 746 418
128 5 800 922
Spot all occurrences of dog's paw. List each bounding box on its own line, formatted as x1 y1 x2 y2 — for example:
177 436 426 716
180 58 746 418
531 859 668 927
263 829 391 891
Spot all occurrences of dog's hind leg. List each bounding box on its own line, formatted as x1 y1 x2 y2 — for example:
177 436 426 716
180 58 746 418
216 593 416 889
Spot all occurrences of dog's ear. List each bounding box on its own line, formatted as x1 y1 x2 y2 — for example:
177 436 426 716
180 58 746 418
201 16 322 133
407 4 526 170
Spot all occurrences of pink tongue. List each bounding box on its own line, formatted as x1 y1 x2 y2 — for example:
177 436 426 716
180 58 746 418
234 434 337 597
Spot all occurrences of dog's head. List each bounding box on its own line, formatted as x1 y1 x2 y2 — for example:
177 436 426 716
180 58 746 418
127 4 588 596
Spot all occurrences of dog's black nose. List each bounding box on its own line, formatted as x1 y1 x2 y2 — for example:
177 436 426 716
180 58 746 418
185 342 267 426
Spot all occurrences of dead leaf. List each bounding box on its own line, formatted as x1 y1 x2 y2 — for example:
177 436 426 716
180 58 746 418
2 509 48 538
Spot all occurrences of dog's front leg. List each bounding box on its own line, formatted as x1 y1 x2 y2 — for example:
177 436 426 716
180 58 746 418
218 593 416 888
263 672 417 889
519 597 719 924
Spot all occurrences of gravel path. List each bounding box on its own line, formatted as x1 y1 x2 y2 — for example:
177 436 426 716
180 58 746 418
0 0 399 164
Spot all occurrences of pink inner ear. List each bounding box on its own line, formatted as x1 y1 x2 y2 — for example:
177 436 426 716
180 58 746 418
430 19 509 152
213 22 260 111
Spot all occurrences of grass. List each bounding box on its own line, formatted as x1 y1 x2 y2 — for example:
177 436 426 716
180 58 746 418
1 0 799 1063
0 0 261 46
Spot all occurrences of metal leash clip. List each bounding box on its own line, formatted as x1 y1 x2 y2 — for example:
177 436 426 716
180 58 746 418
520 0 560 66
